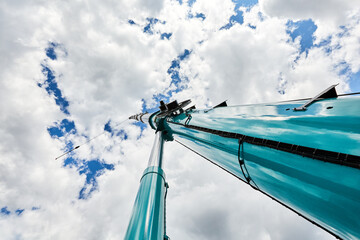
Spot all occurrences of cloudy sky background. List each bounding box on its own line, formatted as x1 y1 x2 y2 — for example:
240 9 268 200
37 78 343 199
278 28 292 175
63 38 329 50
1 0 360 239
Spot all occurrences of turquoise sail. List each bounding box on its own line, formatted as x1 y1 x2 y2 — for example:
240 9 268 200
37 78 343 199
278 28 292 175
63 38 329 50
147 94 360 240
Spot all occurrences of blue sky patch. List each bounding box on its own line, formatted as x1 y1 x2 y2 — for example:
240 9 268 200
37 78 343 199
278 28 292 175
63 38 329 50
143 18 171 40
104 120 112 133
220 11 244 30
139 49 192 131
220 0 254 31
134 121 147 133
167 49 191 92
161 33 172 40
48 119 76 138
64 156 78 168
61 142 81 168
188 12 206 21
337 61 350 76
143 49 192 113
188 0 196 6
78 160 115 199
230 11 244 25
42 42 117 203
232 0 258 9
40 66 70 114
104 120 128 138
248 24 256 29
144 18 165 35
141 98 149 113
59 139 116 199
195 13 206 21
48 125 63 138
258 12 264 21
0 207 35 216
348 71 360 92
45 42 67 60
1 207 10 215
15 209 24 216
45 42 59 60
116 129 128 140
128 19 136 25
286 19 317 55
337 25 350 38
61 119 76 132
314 36 333 54
179 49 191 60
220 0 258 30
333 61 360 93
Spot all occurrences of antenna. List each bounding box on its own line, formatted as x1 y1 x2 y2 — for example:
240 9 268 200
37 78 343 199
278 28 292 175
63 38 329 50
55 118 129 160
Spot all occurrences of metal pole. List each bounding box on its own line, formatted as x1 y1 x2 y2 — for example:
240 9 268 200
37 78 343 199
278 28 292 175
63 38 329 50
125 131 168 240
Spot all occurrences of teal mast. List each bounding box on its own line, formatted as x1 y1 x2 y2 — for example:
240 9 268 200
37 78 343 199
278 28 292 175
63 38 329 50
124 130 169 240
128 85 360 240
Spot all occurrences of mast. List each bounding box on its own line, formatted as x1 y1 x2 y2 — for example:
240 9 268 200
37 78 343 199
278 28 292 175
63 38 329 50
124 130 169 240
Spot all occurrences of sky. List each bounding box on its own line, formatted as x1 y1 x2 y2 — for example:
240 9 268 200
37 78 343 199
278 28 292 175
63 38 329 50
0 0 360 239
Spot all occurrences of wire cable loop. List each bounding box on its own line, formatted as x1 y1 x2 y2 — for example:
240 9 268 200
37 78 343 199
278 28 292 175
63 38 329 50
238 138 259 190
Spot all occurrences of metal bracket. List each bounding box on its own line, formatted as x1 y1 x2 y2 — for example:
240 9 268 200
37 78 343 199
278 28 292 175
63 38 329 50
129 112 148 122
204 100 228 113
157 99 191 118
294 84 338 111
213 100 228 108
184 114 192 125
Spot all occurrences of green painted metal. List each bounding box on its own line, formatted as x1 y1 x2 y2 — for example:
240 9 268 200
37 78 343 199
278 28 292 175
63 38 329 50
149 111 160 130
125 132 167 240
124 167 166 240
158 95 360 240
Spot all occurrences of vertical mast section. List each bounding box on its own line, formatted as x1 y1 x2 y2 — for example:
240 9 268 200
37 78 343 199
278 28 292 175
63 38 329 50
126 99 190 240
148 131 164 168
125 131 169 240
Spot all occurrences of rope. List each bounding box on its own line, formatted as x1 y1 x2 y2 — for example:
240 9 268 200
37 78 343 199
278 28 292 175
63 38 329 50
55 118 129 160
238 137 259 190
164 182 169 239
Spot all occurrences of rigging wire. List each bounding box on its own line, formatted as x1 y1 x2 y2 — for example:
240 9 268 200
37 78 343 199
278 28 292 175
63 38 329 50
55 118 129 160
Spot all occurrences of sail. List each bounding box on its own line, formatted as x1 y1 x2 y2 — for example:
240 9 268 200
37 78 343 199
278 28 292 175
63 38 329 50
145 94 360 240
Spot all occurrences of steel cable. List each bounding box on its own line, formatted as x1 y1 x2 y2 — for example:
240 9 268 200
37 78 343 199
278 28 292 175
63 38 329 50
55 118 129 160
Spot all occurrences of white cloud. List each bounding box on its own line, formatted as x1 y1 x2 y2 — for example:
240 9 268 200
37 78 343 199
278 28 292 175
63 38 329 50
1 0 358 239
328 13 360 74
0 0 170 238
175 11 300 105
260 0 360 43
191 0 235 30
174 4 359 108
260 0 357 27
